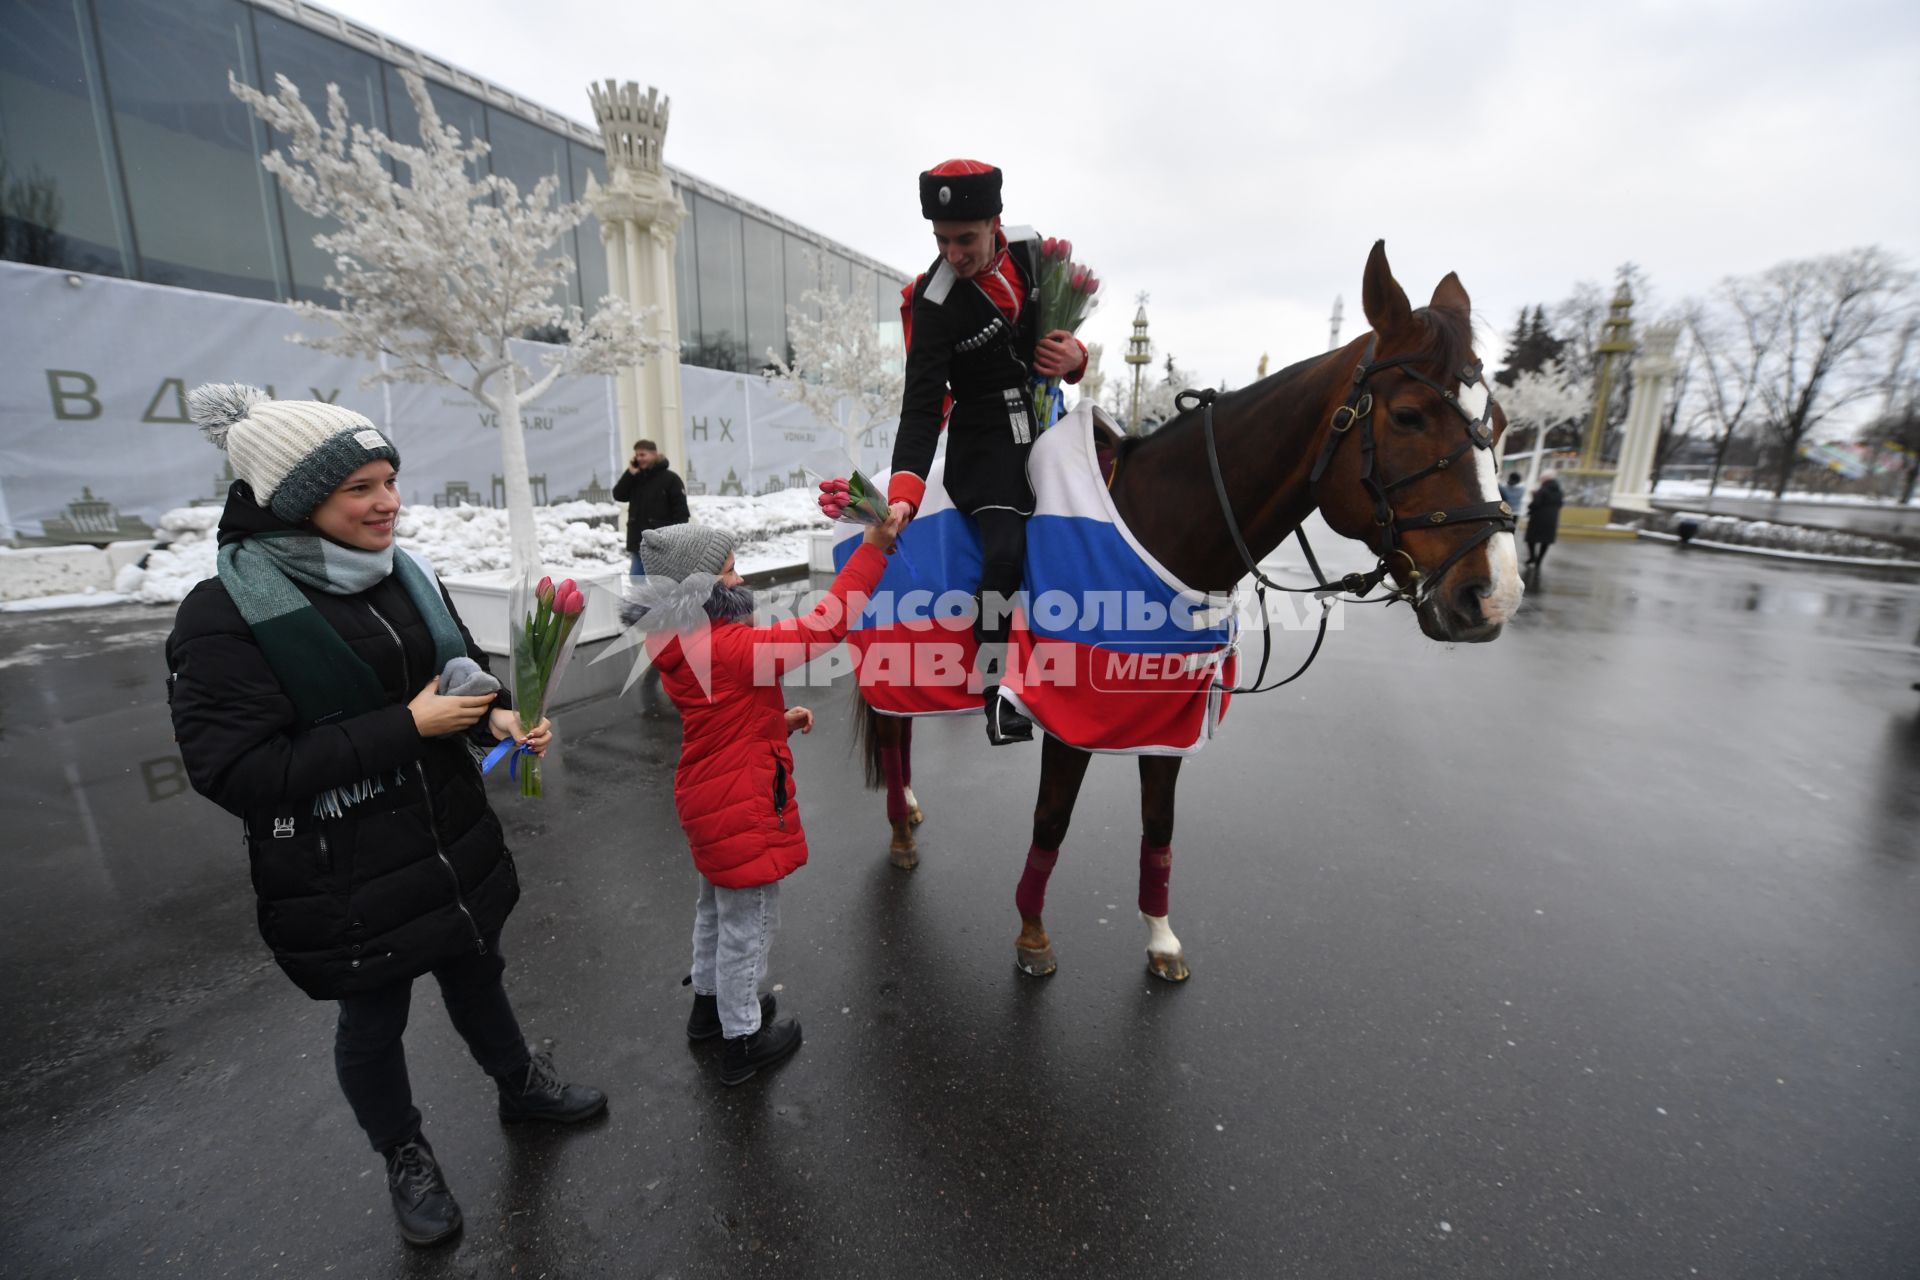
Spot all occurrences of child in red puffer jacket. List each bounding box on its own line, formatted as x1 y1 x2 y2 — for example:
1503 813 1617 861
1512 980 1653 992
632 517 893 1085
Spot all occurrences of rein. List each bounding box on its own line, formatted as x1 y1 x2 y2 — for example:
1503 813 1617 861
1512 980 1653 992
1186 335 1514 695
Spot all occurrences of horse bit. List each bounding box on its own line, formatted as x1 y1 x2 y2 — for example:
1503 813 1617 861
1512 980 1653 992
1185 336 1514 693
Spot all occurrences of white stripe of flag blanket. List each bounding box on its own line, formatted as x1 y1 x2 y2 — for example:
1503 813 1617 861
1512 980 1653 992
831 401 1238 755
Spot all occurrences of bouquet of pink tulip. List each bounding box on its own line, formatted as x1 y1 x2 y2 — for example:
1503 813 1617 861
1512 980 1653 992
1031 236 1101 430
816 469 889 526
496 572 586 797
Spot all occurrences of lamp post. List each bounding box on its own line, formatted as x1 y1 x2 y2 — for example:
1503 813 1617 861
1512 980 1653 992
1125 294 1152 436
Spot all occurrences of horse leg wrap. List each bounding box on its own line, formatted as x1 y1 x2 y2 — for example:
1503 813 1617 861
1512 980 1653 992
1138 840 1172 918
1015 843 1060 919
899 718 913 788
881 742 909 823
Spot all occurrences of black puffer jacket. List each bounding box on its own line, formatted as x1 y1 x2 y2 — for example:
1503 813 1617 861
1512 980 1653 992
166 496 519 1000
612 459 689 554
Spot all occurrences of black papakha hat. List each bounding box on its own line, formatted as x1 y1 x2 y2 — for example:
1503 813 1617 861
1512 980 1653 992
919 159 1002 221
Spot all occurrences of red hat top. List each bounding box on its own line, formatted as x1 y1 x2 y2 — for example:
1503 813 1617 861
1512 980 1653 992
919 159 1001 221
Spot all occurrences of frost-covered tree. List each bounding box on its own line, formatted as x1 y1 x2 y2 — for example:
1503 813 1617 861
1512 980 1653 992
230 70 666 575
765 250 902 470
1497 357 1590 490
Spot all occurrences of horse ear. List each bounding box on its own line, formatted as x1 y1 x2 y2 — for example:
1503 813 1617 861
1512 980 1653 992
1362 240 1412 340
1430 271 1471 318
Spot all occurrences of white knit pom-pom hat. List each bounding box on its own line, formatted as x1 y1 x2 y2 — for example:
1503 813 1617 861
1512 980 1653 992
186 382 399 523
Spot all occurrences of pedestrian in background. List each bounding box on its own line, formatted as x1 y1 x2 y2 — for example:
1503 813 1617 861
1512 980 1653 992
1499 469 1527 517
1525 471 1565 571
626 515 894 1085
613 438 690 577
165 385 605 1249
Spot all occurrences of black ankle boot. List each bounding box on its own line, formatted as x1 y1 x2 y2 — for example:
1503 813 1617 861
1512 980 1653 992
984 687 1033 745
687 991 778 1042
496 1050 608 1124
384 1133 461 1247
719 1017 803 1086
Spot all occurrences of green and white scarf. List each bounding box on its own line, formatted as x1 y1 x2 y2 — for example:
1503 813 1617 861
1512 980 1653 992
217 531 466 817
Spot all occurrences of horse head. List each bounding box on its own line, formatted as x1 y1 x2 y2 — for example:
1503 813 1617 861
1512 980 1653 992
1312 241 1524 642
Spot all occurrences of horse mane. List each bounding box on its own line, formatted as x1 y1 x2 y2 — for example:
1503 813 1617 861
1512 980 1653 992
1116 303 1480 464
1416 303 1480 381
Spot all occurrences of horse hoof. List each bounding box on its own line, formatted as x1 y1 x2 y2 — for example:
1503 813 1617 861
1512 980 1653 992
1146 951 1190 983
888 839 918 870
1016 944 1057 977
907 804 925 827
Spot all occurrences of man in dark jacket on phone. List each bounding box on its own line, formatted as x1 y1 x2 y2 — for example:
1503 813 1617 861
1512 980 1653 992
613 439 690 576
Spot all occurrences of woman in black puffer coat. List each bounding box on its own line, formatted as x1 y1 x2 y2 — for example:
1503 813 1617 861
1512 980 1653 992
165 385 604 1250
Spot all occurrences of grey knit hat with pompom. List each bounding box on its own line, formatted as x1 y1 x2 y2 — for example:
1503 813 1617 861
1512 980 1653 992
187 382 399 523
640 523 736 584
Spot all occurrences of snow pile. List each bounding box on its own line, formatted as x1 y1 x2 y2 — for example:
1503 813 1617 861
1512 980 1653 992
1640 509 1916 562
115 492 826 605
688 488 824 576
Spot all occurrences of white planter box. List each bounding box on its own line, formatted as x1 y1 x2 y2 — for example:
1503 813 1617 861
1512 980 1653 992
441 566 628 656
809 529 838 574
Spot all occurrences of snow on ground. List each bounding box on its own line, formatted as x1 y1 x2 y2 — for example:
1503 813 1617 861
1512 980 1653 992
1653 479 1917 507
114 491 826 605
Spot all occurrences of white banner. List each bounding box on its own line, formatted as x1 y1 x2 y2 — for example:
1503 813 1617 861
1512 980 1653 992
0 261 894 542
679 364 895 499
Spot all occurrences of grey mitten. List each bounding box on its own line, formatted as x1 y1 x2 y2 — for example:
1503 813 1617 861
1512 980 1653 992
437 655 502 697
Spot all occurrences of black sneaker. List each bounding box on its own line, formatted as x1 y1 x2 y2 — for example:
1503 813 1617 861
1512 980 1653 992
384 1134 461 1248
496 1050 608 1124
687 991 778 1042
719 1017 803 1087
984 687 1033 745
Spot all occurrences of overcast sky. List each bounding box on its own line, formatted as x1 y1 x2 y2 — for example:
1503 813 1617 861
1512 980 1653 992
322 0 1919 392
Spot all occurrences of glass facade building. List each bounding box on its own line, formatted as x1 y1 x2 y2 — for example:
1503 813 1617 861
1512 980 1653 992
0 0 907 370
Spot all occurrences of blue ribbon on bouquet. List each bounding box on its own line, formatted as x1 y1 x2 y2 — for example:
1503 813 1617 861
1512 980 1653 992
481 736 534 779
1032 375 1066 430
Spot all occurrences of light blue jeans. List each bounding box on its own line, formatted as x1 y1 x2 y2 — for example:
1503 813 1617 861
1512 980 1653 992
690 878 781 1038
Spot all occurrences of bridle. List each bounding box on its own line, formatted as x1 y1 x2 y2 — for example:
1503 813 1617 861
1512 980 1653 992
1187 334 1514 693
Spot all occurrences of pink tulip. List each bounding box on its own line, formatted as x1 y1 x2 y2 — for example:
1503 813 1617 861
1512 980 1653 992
1086 273 1101 295
557 578 577 596
1042 236 1059 260
1059 239 1072 261
556 587 585 616
1070 265 1088 291
535 575 555 605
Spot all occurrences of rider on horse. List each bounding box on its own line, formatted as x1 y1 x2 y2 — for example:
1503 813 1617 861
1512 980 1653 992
878 159 1089 745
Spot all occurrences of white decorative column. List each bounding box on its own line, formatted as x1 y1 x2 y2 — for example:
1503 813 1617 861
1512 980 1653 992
1610 324 1680 512
584 80 687 469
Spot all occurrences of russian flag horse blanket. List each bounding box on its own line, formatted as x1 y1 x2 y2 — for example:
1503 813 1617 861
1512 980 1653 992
831 402 1238 755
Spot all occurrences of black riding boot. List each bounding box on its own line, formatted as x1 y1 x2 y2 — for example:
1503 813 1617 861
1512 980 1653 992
984 686 1033 745
384 1133 461 1247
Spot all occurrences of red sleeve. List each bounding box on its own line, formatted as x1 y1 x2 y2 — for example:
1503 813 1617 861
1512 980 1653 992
1063 338 1089 385
750 542 889 677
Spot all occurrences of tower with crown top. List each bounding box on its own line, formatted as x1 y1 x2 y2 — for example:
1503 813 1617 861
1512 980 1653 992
583 79 687 481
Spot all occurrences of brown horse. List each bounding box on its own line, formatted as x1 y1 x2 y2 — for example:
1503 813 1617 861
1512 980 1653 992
855 241 1522 980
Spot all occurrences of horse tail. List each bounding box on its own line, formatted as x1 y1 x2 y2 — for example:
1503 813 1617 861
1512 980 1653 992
850 684 885 791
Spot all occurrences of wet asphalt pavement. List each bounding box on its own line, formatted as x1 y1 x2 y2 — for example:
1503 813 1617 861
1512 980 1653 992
2 533 1917 1279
